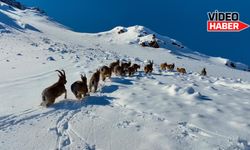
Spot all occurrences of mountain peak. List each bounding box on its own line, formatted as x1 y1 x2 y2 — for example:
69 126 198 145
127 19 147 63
102 25 185 50
0 4 249 72
0 0 45 13
0 0 25 10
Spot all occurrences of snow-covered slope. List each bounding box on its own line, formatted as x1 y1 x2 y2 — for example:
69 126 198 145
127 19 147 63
1 2 250 150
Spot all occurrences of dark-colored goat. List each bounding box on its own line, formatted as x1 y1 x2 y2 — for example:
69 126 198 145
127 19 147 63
144 60 153 74
89 70 100 93
71 74 88 100
41 70 67 107
100 65 112 81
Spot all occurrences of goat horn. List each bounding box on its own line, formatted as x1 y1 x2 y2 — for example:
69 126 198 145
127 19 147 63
55 70 63 76
61 70 65 76
80 74 85 78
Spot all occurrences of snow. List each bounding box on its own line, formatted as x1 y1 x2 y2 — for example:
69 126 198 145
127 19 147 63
1 2 250 150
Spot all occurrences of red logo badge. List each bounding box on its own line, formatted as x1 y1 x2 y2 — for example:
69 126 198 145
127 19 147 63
207 10 249 32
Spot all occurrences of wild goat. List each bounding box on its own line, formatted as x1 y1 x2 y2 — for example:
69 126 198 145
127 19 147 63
109 60 120 72
160 63 167 70
127 67 135 76
201 68 207 76
100 65 112 81
89 70 100 93
41 70 67 107
144 60 153 74
177 67 187 74
71 74 88 100
166 63 175 71
121 61 131 71
131 64 140 72
114 65 126 76
127 64 141 76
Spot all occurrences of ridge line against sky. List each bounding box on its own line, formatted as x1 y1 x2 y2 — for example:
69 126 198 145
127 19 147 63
16 0 250 66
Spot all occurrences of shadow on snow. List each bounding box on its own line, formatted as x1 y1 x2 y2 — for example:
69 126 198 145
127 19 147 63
51 95 115 110
0 95 115 131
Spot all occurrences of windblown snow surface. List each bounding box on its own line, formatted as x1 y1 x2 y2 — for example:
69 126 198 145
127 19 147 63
1 2 250 150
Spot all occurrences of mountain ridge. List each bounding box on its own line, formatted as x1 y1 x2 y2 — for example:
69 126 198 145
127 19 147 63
1 1 249 72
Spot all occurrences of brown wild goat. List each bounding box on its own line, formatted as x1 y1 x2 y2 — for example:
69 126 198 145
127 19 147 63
166 63 175 71
41 70 67 107
71 74 88 100
127 64 140 76
114 65 125 76
160 63 167 70
100 65 112 81
121 61 131 71
201 68 207 76
144 60 153 74
132 64 140 72
89 70 100 93
109 60 120 73
177 67 187 74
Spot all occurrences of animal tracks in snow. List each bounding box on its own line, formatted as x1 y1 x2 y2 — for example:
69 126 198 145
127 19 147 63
1 55 250 150
0 101 98 150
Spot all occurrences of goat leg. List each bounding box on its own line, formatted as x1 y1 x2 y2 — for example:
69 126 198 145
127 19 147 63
64 89 67 99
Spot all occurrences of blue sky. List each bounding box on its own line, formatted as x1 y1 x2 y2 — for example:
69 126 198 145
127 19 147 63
18 0 250 65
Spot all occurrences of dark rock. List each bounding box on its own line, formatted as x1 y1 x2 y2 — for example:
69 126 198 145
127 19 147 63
149 40 160 48
140 40 160 48
140 42 147 47
47 56 55 61
118 29 126 34
152 34 156 39
230 62 236 68
225 61 236 68
172 42 178 45
172 42 184 48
